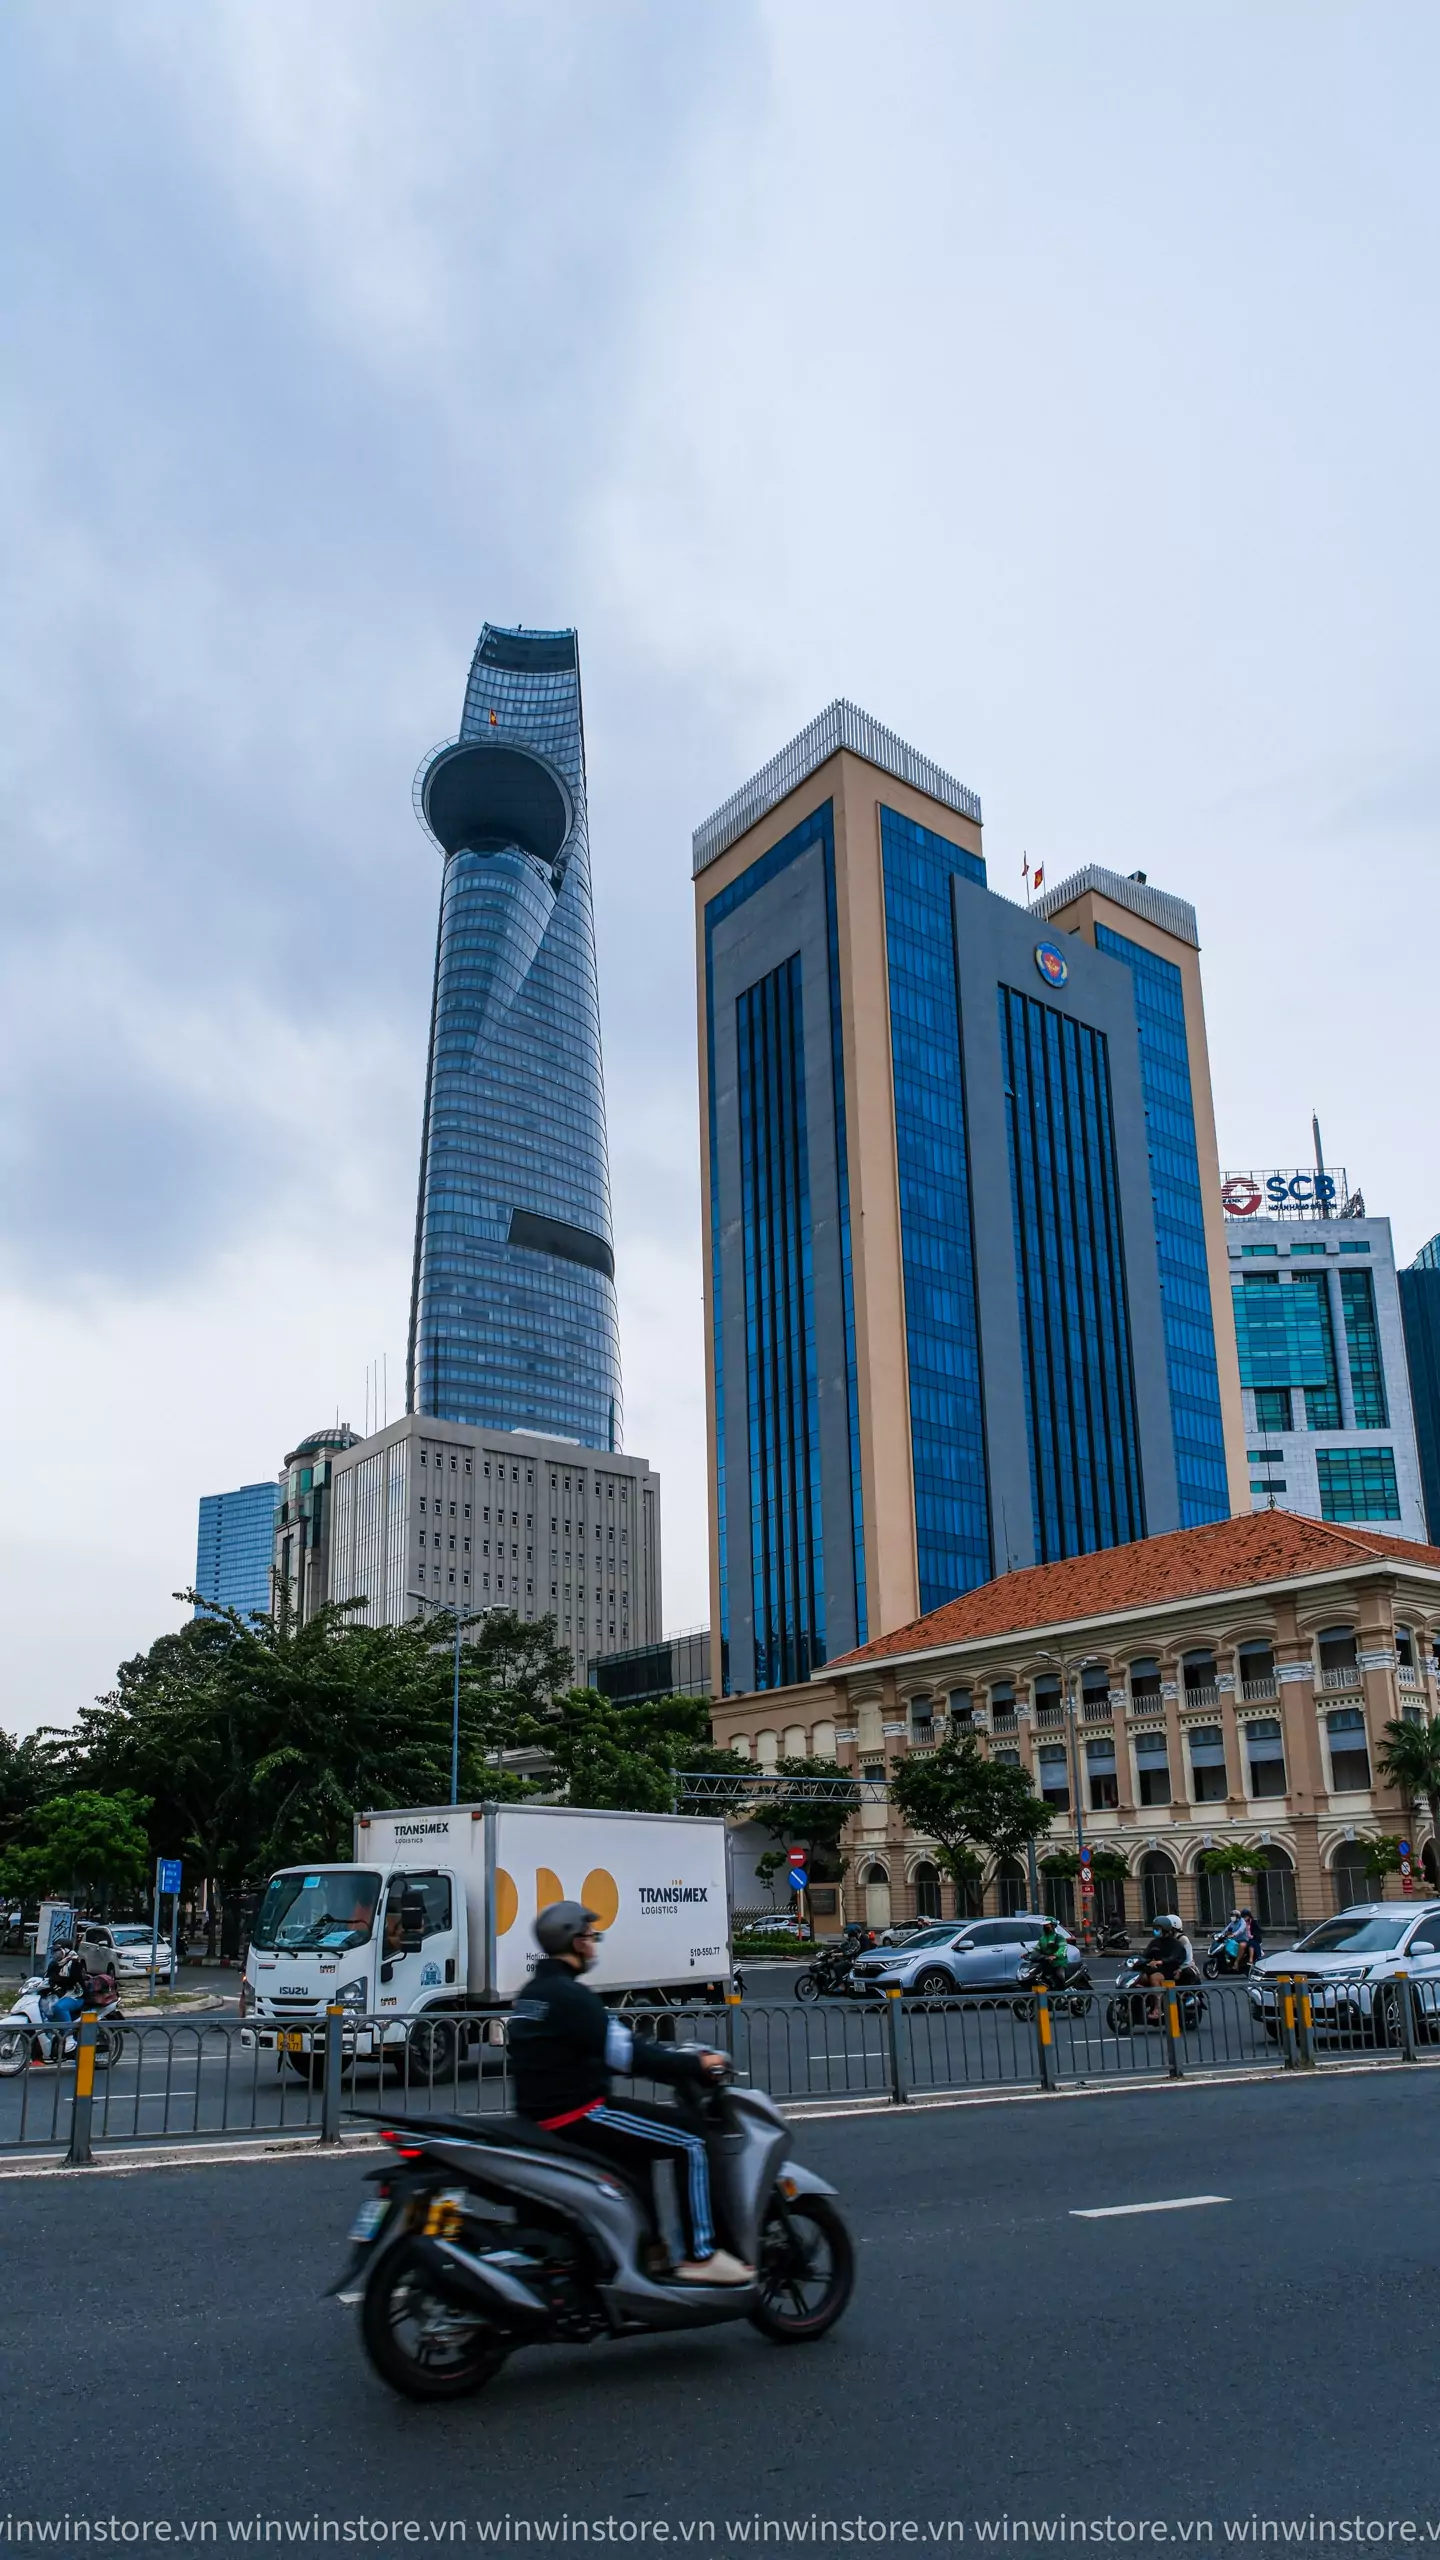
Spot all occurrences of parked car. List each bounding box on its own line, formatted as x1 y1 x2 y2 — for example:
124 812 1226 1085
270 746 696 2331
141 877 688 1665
1247 1901 1440 2044
851 1915 1080 1998
76 1922 169 1979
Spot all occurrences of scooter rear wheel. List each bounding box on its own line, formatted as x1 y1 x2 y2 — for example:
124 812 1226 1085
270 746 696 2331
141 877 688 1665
793 1971 822 2003
749 2194 854 2343
360 2239 510 2401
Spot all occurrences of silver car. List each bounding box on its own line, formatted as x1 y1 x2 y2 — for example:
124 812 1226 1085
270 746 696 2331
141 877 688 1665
851 1914 1079 1998
1248 1901 1440 2043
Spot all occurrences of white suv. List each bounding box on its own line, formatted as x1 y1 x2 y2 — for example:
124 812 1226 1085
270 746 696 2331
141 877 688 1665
1248 1901 1440 2044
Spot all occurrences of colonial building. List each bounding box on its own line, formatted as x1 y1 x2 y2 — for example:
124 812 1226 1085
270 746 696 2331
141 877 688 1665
709 1511 1440 1937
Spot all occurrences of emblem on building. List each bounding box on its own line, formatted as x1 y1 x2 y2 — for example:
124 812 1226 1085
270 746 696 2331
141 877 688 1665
1034 940 1069 989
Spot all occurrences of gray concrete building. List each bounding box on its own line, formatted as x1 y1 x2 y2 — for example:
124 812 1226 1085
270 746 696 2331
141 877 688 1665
324 1414 662 1682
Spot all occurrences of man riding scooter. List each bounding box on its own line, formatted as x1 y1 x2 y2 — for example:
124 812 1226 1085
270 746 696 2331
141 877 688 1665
1134 1913 1198 2024
44 1944 91 2027
507 1902 754 2287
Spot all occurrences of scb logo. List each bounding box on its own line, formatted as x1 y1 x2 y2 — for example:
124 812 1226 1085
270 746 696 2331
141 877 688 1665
492 1866 619 1937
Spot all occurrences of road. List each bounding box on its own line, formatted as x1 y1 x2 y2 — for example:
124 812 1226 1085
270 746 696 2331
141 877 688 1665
5 2069 1436 2523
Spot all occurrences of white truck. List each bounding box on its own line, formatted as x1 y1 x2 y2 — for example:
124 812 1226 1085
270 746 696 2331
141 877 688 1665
241 1801 732 2069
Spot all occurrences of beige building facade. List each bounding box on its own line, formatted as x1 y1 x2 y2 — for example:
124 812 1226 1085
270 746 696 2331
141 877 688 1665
709 1513 1440 1938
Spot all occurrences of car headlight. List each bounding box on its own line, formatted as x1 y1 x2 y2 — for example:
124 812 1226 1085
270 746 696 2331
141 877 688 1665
335 1976 368 2008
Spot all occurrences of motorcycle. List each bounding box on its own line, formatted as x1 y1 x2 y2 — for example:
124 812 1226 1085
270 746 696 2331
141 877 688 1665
329 2055 854 2401
793 1934 871 2002
1104 1954 1206 2036
1095 1922 1131 1956
1202 1926 1255 1979
0 1979 126 2076
1012 1953 1094 2020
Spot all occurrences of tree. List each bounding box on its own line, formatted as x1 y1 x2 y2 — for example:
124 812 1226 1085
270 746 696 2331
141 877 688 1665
1196 1843 1264 1881
889 1737 1053 1898
1379 1714 1440 1859
0 1790 152 1908
542 1692 753 1816
1361 1835 1405 1881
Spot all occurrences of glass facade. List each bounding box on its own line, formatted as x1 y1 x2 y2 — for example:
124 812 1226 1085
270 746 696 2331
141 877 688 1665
1093 925 1229 1525
1317 1448 1401 1522
703 801 864 1684
1231 1270 1342 1429
407 626 621 1449
194 1481 277 1618
736 956 824 1688
1339 1266 1389 1427
1399 1256 1440 1541
999 988 1145 1562
879 809 992 1610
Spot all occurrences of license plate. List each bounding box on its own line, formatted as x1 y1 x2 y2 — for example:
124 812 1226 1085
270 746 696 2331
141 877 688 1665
347 2199 389 2243
278 2030 308 2053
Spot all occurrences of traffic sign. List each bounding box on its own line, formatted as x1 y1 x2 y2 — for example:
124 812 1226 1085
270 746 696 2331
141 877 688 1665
788 1866 808 1893
159 1859 183 1896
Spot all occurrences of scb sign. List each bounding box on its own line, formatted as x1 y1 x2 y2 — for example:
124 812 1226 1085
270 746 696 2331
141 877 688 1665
1222 1172 1339 1217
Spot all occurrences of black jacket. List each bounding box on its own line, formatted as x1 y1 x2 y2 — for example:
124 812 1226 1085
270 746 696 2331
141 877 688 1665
507 1957 694 2124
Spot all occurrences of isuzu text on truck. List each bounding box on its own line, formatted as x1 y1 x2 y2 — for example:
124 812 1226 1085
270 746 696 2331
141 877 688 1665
240 1801 731 2073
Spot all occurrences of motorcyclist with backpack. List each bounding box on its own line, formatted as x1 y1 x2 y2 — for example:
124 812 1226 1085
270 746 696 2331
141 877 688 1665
44 1945 90 2026
507 1901 754 2287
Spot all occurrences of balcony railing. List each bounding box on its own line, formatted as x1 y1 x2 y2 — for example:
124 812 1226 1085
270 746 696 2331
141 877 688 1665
1181 1685 1221 1710
990 1709 1018 1734
1239 1676 1278 1702
1397 1666 1424 1692
910 1722 935 1745
1128 1690 1163 1715
1320 1663 1362 1690
1082 1698 1113 1721
1034 1704 1065 1728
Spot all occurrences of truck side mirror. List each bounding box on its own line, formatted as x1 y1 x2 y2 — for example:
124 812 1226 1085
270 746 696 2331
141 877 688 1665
380 1960 395 1985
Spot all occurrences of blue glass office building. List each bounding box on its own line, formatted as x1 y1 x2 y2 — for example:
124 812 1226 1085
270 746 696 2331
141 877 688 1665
194 1480 278 1617
695 707 1245 1694
407 626 622 1449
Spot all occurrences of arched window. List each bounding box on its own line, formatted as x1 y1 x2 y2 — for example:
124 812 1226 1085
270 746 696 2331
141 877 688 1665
994 1857 1027 1918
1330 1839 1372 1912
909 1696 935 1743
1182 1649 1218 1701
1317 1626 1358 1683
1195 1860 1235 1930
811 1719 836 1761
1129 1656 1162 1705
1252 1845 1297 1932
1236 1640 1276 1700
1394 1626 1415 1669
782 1723 807 1759
861 1862 892 1930
913 1861 942 1920
730 1735 752 1761
756 1729 779 1767
1140 1850 1179 1924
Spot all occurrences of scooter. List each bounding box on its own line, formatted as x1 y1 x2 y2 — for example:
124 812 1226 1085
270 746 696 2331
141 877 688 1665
793 1932 873 2003
1105 1954 1206 2035
1095 1922 1131 1956
0 1979 126 2075
330 2055 854 2401
1013 1953 1094 2020
1202 1926 1254 1979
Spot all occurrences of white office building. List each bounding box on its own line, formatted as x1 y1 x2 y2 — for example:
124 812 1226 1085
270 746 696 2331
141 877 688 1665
1223 1181 1427 1542
325 1415 662 1683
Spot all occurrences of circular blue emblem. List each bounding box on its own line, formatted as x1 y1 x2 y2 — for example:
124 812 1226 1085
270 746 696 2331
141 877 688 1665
1034 939 1069 989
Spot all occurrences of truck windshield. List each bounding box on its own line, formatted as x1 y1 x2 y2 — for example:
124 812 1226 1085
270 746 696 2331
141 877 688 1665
252 1871 381 1953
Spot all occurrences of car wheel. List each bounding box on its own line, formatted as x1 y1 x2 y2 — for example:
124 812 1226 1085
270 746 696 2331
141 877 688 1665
914 1968 953 2000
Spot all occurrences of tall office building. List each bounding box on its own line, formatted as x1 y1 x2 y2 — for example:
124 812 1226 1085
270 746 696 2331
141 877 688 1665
408 625 622 1451
1401 1232 1440 1542
271 1426 359 1624
1222 1182 1427 1543
694 701 1245 1697
194 1481 278 1618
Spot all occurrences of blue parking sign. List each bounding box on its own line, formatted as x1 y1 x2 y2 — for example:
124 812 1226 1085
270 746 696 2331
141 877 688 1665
159 1859 183 1895
788 1865 807 1892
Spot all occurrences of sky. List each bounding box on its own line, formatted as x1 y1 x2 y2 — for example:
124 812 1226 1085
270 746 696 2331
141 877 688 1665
3 0 1437 1740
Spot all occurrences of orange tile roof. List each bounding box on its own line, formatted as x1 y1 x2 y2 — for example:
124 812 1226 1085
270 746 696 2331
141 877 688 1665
829 1510 1440 1669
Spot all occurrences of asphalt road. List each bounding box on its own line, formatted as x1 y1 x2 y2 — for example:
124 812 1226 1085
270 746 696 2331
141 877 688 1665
5 2069 1437 2524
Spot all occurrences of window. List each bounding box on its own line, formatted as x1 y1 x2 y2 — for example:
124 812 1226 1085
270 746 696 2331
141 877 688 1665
1129 1656 1162 1704
1247 1450 1285 1465
1140 1851 1179 1925
389 1873 453 1938
1250 1480 1286 1495
1317 1626 1358 1674
1134 1729 1171 1807
1339 1240 1371 1253
1290 1242 1326 1256
1037 1744 1069 1809
1187 1725 1228 1802
1182 1650 1218 1697
1338 1268 1389 1427
1317 1449 1400 1522
1253 1387 1293 1433
1244 1717 1286 1798
1396 1626 1415 1668
1326 1708 1371 1791
1086 1736 1119 1810
1242 1245 1278 1258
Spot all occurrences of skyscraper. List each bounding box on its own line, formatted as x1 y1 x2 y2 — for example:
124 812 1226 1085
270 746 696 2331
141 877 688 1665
694 701 1246 1697
1400 1233 1440 1541
194 1480 278 1618
408 625 621 1451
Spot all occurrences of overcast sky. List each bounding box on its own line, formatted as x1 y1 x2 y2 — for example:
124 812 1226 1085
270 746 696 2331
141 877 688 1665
3 1 1437 1740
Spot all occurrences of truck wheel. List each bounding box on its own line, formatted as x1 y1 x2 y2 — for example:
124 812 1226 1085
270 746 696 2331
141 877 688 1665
407 2018 458 2086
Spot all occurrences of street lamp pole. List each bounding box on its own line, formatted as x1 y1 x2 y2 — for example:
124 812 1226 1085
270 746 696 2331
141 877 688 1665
1033 1645 1091 1947
409 1592 464 1807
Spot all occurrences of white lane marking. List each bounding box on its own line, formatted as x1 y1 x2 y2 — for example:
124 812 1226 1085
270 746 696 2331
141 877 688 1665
1071 2193 1230 2218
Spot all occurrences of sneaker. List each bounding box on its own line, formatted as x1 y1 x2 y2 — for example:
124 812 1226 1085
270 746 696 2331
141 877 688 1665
674 2249 754 2286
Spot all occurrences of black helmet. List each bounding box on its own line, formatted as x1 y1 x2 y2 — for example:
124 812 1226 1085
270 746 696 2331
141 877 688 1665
534 1901 600 1959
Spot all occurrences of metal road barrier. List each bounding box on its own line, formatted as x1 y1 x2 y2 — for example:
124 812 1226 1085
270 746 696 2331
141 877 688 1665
3 1975 1437 2165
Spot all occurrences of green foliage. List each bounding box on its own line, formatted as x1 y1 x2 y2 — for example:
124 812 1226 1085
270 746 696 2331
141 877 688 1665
1379 1715 1440 1849
1088 1848 1130 1879
1361 1835 1405 1879
1196 1842 1264 1878
0 1790 152 1903
540 1691 755 1817
1040 1849 1081 1879
889 1737 1054 1894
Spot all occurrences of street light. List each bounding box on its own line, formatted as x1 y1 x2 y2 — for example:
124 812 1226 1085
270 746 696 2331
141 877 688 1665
408 1591 467 1807
1029 1645 1091 1946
